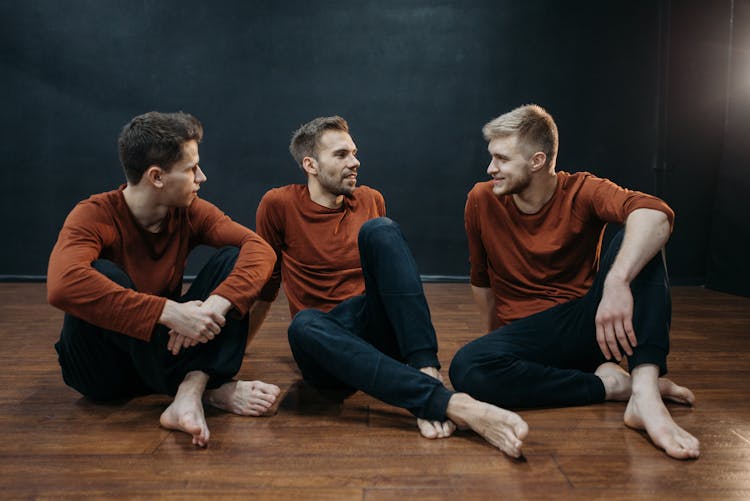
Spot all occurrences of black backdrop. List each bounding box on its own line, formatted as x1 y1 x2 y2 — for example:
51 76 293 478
1 1 747 293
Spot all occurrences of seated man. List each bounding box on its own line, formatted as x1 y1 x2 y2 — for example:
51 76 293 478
251 116 528 457
450 104 700 459
48 111 280 447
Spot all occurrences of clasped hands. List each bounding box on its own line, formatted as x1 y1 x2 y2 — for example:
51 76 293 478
161 295 232 355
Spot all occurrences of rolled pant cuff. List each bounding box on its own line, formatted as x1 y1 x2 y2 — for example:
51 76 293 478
407 349 441 371
629 345 668 376
586 374 607 403
424 385 455 421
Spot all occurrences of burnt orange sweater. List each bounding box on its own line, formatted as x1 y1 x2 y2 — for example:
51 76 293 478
465 171 675 329
47 186 276 341
256 184 386 316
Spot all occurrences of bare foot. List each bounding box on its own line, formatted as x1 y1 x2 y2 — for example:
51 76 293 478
596 362 696 405
624 365 700 459
417 367 457 439
445 393 528 458
159 371 210 447
657 378 695 405
204 380 281 416
596 362 631 400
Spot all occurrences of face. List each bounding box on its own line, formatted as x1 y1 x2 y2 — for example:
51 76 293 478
159 139 206 207
309 130 360 197
486 135 533 197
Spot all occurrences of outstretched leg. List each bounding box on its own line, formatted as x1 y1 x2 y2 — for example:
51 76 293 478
288 308 453 422
160 371 211 447
623 364 700 459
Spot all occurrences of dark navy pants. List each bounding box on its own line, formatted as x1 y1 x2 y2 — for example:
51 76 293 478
449 230 671 409
54 247 249 399
287 218 454 421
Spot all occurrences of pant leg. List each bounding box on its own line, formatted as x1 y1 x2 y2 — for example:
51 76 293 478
288 304 453 421
55 260 152 400
134 246 250 394
357 217 440 369
581 230 671 374
449 228 672 409
55 248 249 399
449 299 607 409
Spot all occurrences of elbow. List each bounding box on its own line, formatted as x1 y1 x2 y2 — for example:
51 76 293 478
47 281 68 310
260 246 277 281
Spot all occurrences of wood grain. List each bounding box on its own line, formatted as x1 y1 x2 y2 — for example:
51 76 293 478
0 283 748 499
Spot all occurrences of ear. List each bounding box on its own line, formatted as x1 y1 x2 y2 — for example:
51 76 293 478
302 156 317 176
529 151 547 172
145 165 165 188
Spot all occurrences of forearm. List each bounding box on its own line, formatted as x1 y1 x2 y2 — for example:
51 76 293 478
608 208 671 284
471 285 496 332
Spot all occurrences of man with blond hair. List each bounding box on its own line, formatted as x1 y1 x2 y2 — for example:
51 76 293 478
450 104 700 459
251 115 529 457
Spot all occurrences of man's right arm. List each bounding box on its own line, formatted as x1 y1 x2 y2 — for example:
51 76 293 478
250 191 286 337
47 201 166 342
471 285 496 333
465 190 496 332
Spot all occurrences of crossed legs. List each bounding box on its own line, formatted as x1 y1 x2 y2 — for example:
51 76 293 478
288 218 528 456
450 232 699 459
55 248 279 447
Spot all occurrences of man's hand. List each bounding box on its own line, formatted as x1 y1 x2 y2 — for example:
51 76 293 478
160 299 227 355
595 274 637 361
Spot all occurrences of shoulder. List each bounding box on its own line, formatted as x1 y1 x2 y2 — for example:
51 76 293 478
467 181 495 203
259 184 306 208
353 185 385 204
188 196 225 219
66 189 122 224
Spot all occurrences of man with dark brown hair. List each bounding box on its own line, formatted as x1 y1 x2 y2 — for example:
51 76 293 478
49 111 279 447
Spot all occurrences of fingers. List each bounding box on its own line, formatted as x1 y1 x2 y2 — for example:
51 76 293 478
597 314 638 361
604 322 622 361
596 322 612 360
624 317 637 349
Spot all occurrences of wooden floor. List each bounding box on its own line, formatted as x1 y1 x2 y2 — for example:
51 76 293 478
1 283 749 499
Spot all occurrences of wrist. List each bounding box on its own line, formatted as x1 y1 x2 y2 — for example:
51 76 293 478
205 294 232 316
158 299 178 328
605 268 630 286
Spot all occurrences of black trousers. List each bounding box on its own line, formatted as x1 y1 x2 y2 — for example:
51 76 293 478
449 230 671 409
287 218 454 422
54 247 249 400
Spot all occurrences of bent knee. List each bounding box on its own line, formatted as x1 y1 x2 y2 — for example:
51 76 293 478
288 309 326 340
359 216 397 239
449 345 517 395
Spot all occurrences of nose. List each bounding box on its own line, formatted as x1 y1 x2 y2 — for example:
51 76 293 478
195 166 207 184
487 159 497 176
349 155 360 169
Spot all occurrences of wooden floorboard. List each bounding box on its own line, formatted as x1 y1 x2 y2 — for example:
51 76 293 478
1 283 749 499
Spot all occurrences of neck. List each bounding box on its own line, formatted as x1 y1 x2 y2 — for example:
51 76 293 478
307 180 344 209
122 184 169 232
512 170 558 214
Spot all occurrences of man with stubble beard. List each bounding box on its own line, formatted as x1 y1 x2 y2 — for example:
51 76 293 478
250 116 529 457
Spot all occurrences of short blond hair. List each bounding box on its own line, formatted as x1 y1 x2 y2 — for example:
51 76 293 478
483 104 558 165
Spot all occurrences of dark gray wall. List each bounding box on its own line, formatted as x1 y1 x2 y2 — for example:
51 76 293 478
1 0 745 290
